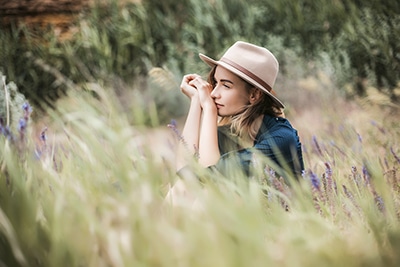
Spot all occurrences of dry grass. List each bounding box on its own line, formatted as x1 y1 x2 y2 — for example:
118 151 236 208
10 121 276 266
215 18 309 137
1 76 400 266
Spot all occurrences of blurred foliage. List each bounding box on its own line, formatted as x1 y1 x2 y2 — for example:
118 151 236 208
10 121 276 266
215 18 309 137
334 7 400 98
0 72 28 130
0 0 399 116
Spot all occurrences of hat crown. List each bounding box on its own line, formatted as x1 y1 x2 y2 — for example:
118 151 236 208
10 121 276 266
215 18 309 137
221 41 279 90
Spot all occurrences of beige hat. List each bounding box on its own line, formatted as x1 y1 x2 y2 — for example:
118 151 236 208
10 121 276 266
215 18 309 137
199 41 284 108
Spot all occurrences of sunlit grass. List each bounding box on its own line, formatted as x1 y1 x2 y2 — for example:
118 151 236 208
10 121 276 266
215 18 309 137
1 76 400 266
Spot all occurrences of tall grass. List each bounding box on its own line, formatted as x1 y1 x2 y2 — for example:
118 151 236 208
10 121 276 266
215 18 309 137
1 0 400 266
1 75 400 266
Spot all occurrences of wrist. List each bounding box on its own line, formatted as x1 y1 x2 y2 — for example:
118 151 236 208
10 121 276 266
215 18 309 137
190 93 200 104
203 105 218 117
189 95 202 111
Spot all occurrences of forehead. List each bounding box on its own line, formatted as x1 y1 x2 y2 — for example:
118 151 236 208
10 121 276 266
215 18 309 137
214 66 243 84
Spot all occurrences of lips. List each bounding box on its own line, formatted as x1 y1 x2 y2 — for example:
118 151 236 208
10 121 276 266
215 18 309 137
215 103 224 109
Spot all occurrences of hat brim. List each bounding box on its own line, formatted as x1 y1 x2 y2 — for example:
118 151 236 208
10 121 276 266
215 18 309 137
199 53 285 109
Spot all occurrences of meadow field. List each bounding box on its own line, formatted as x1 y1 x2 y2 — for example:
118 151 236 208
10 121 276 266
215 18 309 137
1 0 400 266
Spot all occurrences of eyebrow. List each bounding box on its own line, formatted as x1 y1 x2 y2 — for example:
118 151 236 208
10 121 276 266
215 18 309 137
214 77 234 84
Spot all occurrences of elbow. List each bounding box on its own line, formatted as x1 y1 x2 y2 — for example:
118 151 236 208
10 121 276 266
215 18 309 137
198 155 220 168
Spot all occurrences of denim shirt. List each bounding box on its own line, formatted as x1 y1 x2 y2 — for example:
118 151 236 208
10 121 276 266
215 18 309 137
212 114 304 178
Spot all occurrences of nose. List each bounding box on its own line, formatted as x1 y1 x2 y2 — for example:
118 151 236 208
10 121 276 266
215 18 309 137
210 85 220 99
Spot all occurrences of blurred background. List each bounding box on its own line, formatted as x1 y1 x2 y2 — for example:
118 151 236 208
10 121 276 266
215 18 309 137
1 0 399 127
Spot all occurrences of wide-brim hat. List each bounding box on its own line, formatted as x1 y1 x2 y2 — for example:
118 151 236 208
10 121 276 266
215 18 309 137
199 41 284 108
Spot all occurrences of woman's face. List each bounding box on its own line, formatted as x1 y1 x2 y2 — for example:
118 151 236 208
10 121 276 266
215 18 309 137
210 66 251 117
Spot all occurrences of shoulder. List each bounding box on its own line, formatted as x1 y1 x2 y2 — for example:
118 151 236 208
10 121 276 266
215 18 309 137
258 115 298 136
255 115 300 147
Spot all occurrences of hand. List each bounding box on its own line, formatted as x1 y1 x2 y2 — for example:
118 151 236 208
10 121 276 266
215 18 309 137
189 77 216 112
180 74 201 99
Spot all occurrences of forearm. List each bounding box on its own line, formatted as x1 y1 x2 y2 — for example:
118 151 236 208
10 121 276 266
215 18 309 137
198 108 220 167
176 97 202 171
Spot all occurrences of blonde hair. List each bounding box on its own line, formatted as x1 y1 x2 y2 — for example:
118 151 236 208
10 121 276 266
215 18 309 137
208 66 283 141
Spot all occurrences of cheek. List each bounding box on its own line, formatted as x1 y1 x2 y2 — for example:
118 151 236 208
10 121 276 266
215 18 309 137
226 92 250 108
233 91 251 105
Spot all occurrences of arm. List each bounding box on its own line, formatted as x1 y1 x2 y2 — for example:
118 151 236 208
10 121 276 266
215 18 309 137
198 106 219 167
175 74 202 171
190 77 220 167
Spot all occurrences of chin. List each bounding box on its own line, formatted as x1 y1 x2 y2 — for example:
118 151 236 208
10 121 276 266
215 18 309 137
217 111 227 117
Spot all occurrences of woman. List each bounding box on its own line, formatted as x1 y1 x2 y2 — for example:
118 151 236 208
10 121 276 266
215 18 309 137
175 41 304 181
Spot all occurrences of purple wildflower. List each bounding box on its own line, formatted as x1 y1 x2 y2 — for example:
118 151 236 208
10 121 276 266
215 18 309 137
308 170 322 213
0 117 5 136
362 165 371 184
18 118 28 142
168 119 177 128
168 119 200 158
324 162 333 193
167 119 183 142
357 133 362 143
269 168 276 179
374 194 385 213
351 166 362 190
265 165 276 182
35 127 48 159
310 171 320 190
18 118 27 132
17 102 32 142
22 103 32 127
325 162 333 178
22 102 32 114
3 125 14 141
40 127 48 142
342 185 353 201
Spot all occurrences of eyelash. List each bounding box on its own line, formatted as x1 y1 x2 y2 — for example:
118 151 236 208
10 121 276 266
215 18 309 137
213 79 231 88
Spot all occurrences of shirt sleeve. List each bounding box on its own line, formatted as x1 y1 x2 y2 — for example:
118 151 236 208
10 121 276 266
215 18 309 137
254 126 303 176
254 133 294 164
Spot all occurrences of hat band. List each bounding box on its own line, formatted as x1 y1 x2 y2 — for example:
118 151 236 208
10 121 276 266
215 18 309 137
220 57 272 92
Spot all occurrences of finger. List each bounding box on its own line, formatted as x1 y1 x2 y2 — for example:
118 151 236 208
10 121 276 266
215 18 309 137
184 74 201 82
191 80 211 92
189 77 208 87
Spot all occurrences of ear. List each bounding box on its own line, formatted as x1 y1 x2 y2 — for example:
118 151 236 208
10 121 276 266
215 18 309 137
249 88 262 104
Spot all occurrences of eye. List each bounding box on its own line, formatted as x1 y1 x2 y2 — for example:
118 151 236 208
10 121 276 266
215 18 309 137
222 82 232 89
